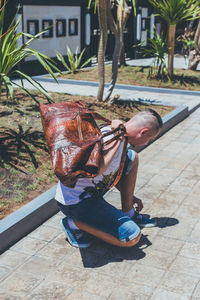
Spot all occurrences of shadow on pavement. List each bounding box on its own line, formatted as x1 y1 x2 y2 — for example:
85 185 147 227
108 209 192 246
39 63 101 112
79 216 179 268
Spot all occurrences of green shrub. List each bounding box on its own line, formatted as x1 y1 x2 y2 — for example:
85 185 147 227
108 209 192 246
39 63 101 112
56 46 93 74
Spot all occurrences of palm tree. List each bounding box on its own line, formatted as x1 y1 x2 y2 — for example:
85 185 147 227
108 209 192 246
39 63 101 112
89 0 133 102
104 0 132 103
96 0 108 101
149 0 200 78
188 19 200 70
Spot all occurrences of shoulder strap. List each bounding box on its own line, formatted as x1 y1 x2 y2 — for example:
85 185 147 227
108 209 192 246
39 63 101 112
108 135 128 190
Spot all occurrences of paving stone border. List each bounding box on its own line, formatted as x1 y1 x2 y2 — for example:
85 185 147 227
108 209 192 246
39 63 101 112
0 104 189 254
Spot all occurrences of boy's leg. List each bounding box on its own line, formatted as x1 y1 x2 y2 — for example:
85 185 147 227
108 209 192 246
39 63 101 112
75 220 141 247
59 197 141 248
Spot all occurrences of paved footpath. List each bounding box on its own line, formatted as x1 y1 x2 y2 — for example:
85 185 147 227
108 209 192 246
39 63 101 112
0 106 200 299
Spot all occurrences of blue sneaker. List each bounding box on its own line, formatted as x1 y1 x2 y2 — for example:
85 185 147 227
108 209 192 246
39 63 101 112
61 217 92 248
132 211 157 228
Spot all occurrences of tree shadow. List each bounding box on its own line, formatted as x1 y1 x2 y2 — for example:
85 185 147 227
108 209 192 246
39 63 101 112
0 124 48 172
78 216 179 268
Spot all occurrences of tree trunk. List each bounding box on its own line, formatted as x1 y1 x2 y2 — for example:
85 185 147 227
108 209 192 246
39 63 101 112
168 24 176 78
119 4 131 66
119 45 126 66
188 20 200 70
104 1 131 102
97 0 108 102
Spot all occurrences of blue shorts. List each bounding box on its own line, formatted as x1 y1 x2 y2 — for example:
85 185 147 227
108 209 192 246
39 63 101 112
57 149 140 242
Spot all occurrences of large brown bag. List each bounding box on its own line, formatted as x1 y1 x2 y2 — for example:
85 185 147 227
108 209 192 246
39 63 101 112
40 101 127 187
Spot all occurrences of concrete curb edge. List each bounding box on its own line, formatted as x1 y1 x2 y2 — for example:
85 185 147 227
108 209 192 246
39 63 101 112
0 104 190 254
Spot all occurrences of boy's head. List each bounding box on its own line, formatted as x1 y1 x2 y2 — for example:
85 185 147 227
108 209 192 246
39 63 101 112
125 109 163 147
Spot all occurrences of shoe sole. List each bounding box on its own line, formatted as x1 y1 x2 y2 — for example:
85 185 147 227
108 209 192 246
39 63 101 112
139 221 157 228
60 219 91 248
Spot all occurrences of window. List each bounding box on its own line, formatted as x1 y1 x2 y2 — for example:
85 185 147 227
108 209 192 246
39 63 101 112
27 20 39 36
56 19 66 37
69 19 78 36
42 19 53 38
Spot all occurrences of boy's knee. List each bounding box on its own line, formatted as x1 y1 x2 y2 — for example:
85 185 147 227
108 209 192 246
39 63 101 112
118 219 140 244
126 231 141 246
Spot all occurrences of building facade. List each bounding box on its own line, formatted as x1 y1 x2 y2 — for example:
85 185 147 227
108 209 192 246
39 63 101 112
5 0 159 75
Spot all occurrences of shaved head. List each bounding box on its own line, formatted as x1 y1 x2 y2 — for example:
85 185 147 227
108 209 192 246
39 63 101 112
127 109 163 133
124 109 163 147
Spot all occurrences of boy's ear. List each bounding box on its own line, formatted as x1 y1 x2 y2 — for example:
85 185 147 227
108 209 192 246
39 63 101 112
140 128 149 136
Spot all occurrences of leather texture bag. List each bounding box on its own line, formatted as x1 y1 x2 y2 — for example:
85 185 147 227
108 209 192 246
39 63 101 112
40 101 127 187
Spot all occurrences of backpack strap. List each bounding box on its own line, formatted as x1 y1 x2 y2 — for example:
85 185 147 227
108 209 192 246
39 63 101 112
109 135 128 190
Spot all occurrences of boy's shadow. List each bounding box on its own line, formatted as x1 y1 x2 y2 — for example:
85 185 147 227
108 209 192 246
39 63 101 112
79 216 179 268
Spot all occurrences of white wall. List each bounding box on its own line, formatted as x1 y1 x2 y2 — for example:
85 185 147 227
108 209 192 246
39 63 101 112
23 5 81 61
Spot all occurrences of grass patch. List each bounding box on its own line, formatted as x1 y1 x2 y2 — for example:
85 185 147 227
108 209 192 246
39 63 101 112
58 65 200 91
0 88 174 220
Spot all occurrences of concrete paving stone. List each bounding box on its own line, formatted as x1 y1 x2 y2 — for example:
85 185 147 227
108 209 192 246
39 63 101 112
9 236 48 255
157 190 186 205
0 266 12 282
0 291 25 300
149 236 184 255
172 205 200 225
18 255 55 276
29 280 73 300
182 192 199 207
188 220 200 243
146 171 179 187
136 169 158 182
150 288 190 300
165 183 193 197
188 163 200 177
44 212 64 229
169 255 200 276
73 271 119 298
158 220 194 241
91 255 134 279
0 250 29 269
57 249 103 269
36 240 74 265
134 177 150 190
28 224 61 242
192 281 200 299
160 270 199 296
136 184 163 202
179 242 200 259
191 180 200 195
66 289 105 300
171 176 198 189
174 151 198 164
164 160 189 172
109 282 153 300
51 232 75 247
0 270 42 295
136 249 176 270
123 264 165 287
140 226 161 241
45 266 90 286
146 199 179 217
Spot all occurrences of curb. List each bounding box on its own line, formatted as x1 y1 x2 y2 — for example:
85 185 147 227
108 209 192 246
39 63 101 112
0 104 190 254
33 75 200 97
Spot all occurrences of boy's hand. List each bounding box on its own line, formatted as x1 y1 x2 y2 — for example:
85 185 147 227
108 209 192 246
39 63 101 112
111 120 125 129
133 196 143 212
